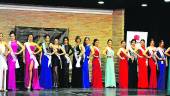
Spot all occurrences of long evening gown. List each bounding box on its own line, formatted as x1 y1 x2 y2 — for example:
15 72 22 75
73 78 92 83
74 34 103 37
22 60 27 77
105 47 116 87
82 45 91 88
91 46 103 88
168 57 170 91
0 43 8 90
156 48 166 90
119 49 128 88
58 48 67 88
71 45 83 88
148 48 157 89
39 43 52 89
62 44 73 88
51 48 62 88
138 46 148 88
24 43 42 90
128 48 138 88
7 40 19 90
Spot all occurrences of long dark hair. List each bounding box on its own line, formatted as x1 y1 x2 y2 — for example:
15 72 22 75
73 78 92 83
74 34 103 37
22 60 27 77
130 39 136 44
27 33 33 41
93 38 99 46
9 31 16 36
75 36 81 43
159 40 164 46
63 36 69 45
121 40 125 44
83 37 90 46
107 39 112 44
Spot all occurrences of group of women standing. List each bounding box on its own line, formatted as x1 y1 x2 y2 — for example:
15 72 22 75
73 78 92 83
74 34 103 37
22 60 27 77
0 31 117 91
118 39 170 90
2 31 170 92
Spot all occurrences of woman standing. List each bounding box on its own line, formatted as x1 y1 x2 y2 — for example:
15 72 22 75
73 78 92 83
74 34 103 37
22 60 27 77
127 39 138 88
165 46 170 90
71 36 85 88
144 39 157 89
103 39 116 88
39 34 53 89
137 39 148 88
7 31 24 90
51 38 66 88
82 37 94 88
155 40 167 90
117 40 130 88
91 39 103 88
0 33 11 91
24 34 42 90
62 37 74 88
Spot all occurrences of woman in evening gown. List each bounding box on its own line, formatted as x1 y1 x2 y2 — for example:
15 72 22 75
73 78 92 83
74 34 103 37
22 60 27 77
103 39 116 88
127 39 138 88
117 40 130 88
0 33 11 91
137 39 148 88
23 34 42 90
82 37 94 88
39 34 53 89
165 46 170 91
7 31 24 90
91 39 103 88
155 40 167 90
62 37 74 88
51 38 66 88
144 39 157 89
71 36 85 88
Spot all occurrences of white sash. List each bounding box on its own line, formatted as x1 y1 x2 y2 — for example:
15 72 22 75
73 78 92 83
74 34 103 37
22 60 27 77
9 41 20 69
157 48 165 59
157 47 166 64
139 46 145 53
25 42 39 69
42 42 51 67
74 46 81 68
62 45 72 69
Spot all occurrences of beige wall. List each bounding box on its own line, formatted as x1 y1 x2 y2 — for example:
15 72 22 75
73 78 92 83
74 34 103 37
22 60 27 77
0 8 124 80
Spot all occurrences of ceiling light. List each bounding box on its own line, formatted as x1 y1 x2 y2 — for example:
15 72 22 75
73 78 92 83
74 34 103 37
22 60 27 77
164 0 170 2
98 1 104 5
141 4 148 7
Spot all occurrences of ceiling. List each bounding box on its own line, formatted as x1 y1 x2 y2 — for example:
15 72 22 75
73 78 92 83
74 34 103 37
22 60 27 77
0 0 124 9
0 0 170 10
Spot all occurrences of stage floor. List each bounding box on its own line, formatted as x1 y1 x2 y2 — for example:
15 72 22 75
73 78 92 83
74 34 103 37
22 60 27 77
0 88 168 96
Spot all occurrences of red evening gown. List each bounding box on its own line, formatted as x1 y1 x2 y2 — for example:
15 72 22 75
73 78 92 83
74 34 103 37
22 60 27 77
119 50 128 88
138 47 148 88
148 50 157 89
91 47 103 88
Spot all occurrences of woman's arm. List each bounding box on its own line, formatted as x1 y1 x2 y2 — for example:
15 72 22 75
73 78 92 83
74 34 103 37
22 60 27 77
102 47 107 56
117 48 124 59
34 43 42 55
16 41 24 55
165 47 170 57
154 48 162 60
90 45 94 56
4 42 11 56
80 44 85 56
69 45 74 56
143 48 151 58
58 45 66 55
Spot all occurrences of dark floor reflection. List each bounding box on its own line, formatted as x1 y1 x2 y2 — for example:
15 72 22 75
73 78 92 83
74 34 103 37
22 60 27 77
0 88 167 96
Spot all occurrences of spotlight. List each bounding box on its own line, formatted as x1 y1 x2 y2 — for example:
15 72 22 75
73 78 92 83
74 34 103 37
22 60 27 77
165 0 170 2
98 1 104 5
141 4 148 7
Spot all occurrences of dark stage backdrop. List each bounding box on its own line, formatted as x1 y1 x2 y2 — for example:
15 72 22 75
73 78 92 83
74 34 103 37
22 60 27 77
14 26 69 88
